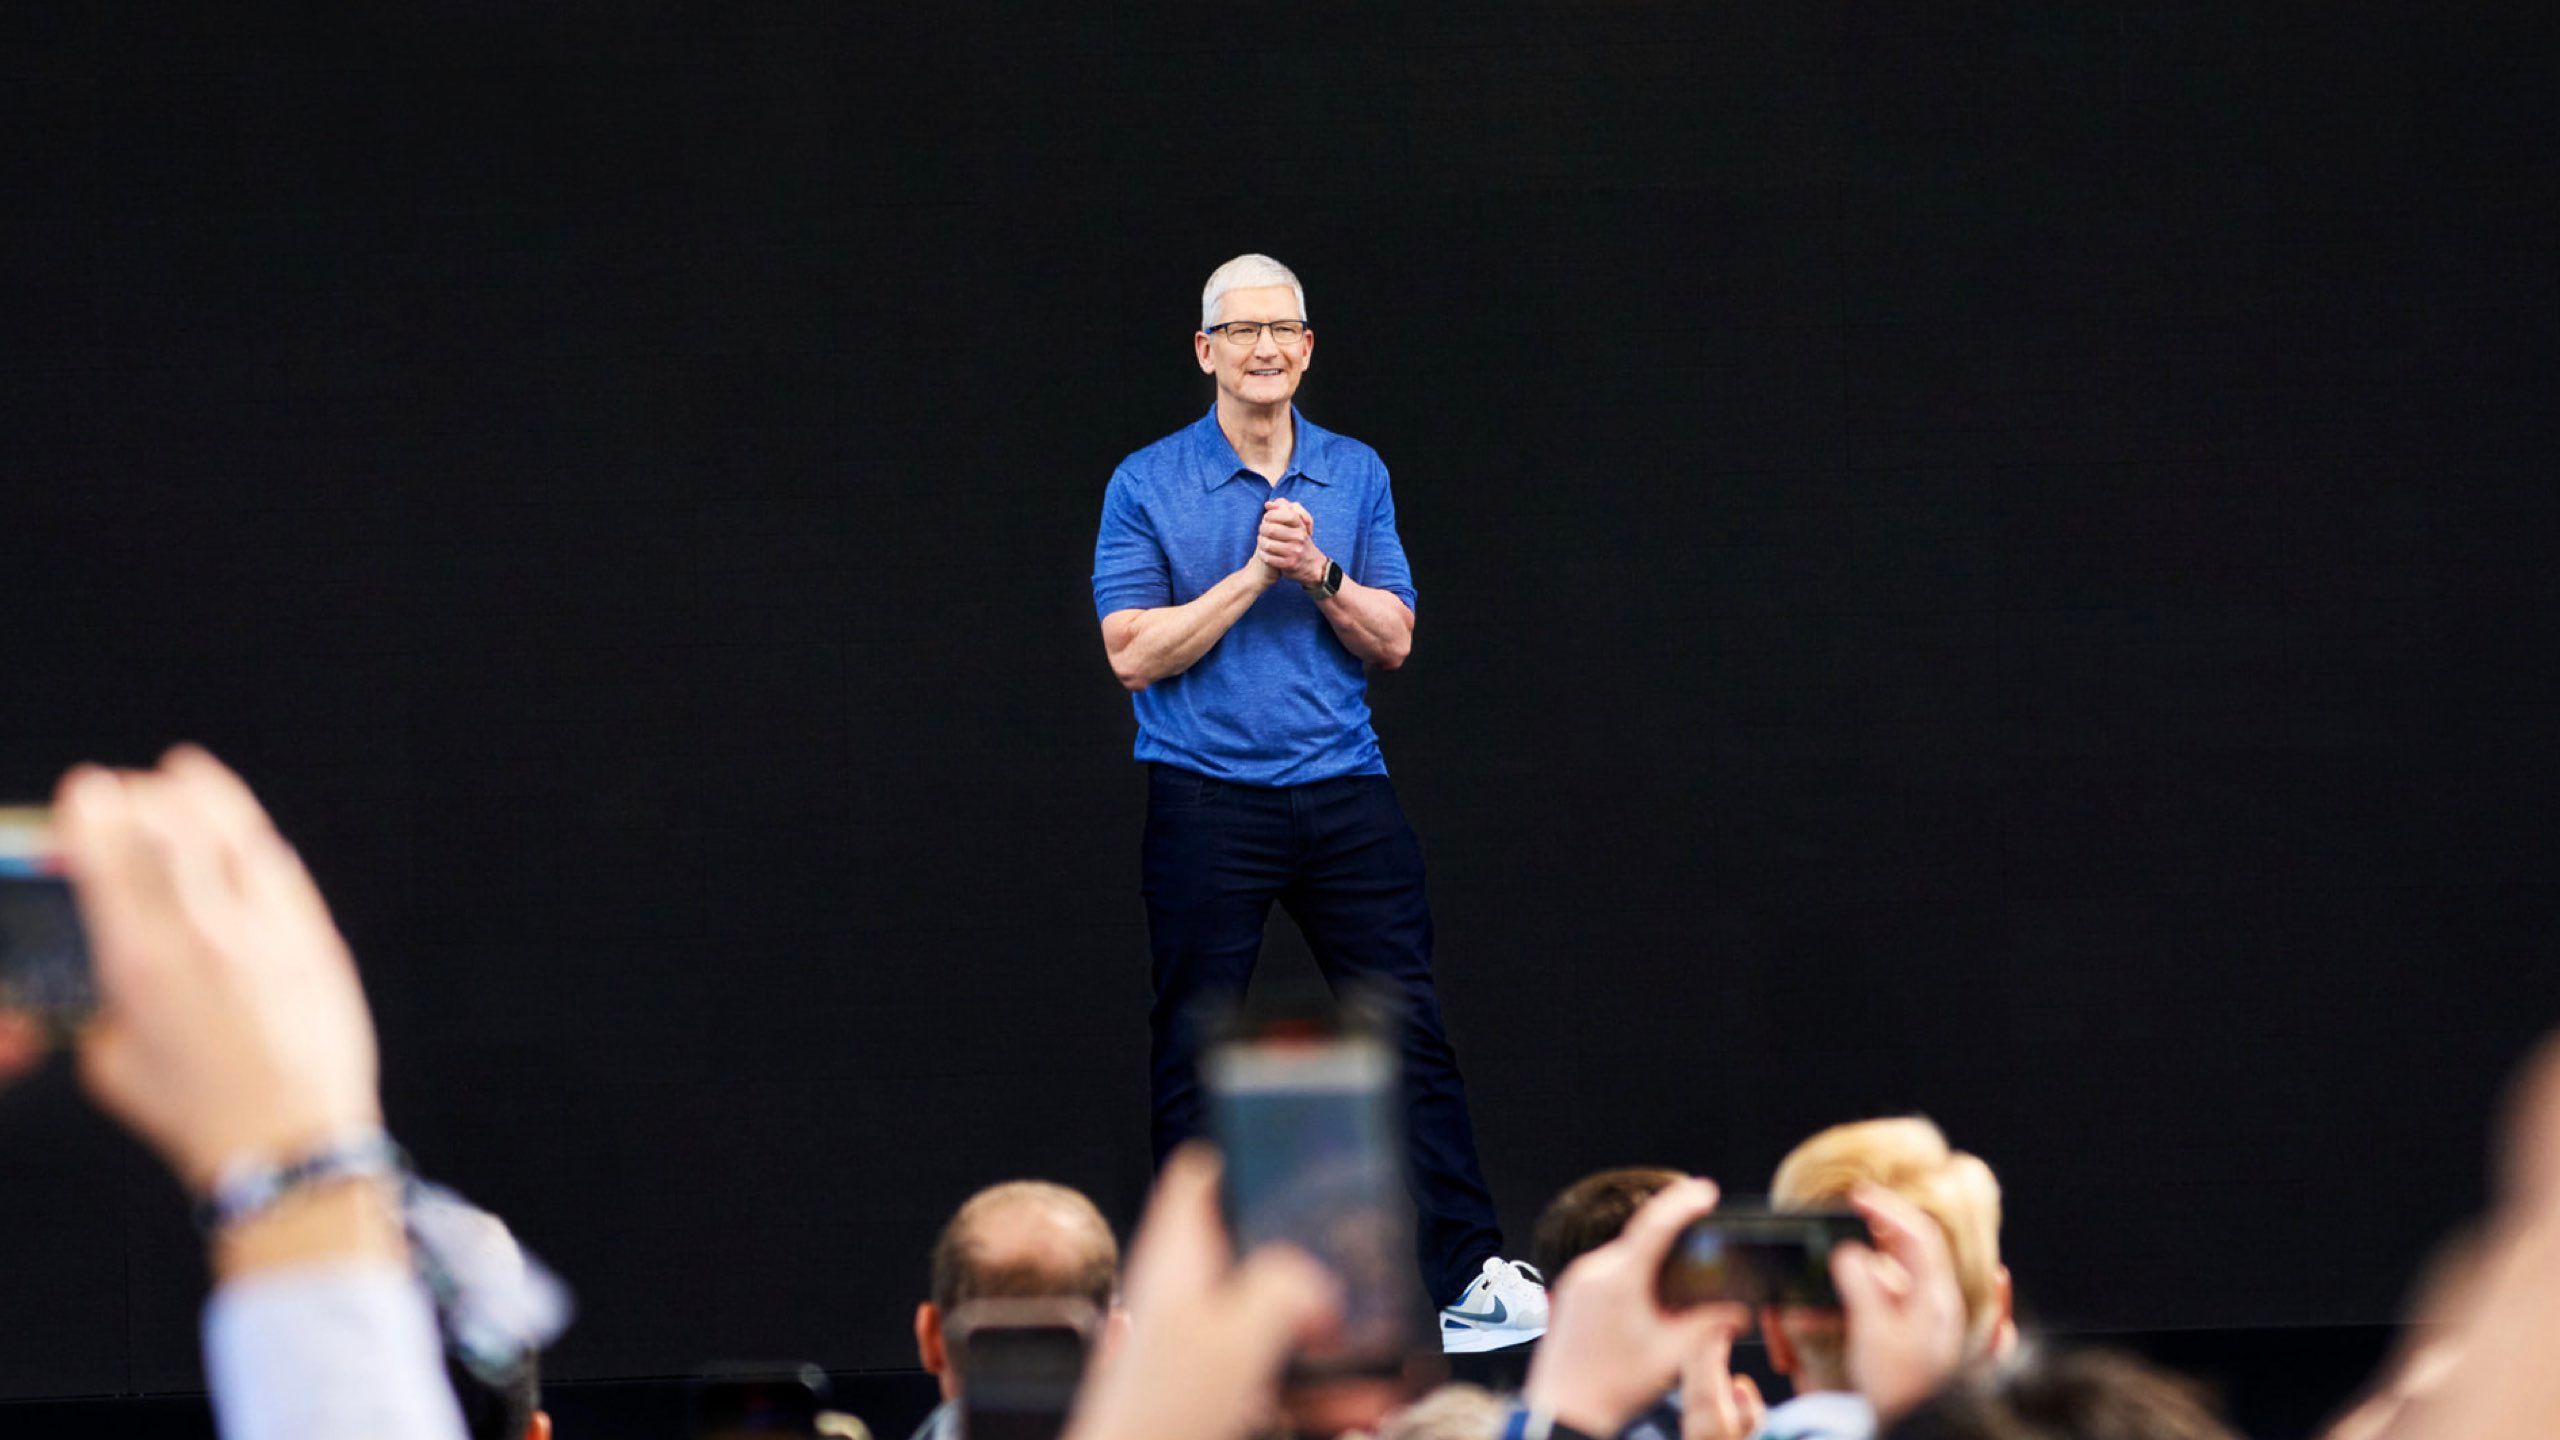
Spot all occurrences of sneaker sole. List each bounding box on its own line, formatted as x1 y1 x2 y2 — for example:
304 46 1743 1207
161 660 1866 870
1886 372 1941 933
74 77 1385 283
1440 1324 1545 1354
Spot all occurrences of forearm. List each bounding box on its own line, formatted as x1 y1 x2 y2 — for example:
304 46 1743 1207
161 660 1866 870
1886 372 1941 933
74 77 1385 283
212 1175 409 1283
203 1179 466 1440
1314 580 1414 670
1106 564 1275 690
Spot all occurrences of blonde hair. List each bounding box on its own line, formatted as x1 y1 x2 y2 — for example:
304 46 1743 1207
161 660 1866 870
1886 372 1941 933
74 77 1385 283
1370 1384 1509 1440
1774 1117 2006 1357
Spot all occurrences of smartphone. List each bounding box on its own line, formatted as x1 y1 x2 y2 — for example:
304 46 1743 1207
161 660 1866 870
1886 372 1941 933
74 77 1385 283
1203 1000 1425 1382
691 1363 830 1439
948 1298 1098 1440
1657 1208 1870 1310
0 807 93 1027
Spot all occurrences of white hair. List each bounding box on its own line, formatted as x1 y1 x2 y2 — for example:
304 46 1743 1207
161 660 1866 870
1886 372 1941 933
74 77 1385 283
1201 253 1308 332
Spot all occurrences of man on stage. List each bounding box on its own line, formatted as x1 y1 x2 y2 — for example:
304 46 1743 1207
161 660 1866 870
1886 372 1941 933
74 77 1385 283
1090 253 1546 1353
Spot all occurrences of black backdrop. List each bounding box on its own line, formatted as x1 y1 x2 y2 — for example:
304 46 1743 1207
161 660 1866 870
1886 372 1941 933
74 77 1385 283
2 1 2553 1400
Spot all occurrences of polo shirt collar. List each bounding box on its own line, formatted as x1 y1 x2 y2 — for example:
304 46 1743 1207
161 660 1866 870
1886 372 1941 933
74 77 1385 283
1193 404 1330 490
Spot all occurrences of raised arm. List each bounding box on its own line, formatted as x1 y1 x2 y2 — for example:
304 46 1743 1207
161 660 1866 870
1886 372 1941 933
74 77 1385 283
55 748 467 1440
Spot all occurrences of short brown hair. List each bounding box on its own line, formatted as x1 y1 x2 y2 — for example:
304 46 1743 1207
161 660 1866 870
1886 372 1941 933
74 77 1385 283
1530 1166 1686 1281
928 1180 1118 1315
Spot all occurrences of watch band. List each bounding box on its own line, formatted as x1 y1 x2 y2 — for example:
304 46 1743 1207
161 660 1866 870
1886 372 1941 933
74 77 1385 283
1303 557 1344 599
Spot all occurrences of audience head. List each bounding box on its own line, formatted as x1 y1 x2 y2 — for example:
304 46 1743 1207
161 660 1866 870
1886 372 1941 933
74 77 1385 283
1885 1347 2239 1440
1764 1117 2013 1391
1365 1382 1509 1440
1531 1166 1686 1284
916 1180 1119 1401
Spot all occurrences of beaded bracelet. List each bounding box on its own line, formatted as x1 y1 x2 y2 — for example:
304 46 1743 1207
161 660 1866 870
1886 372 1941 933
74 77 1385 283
194 1129 411 1235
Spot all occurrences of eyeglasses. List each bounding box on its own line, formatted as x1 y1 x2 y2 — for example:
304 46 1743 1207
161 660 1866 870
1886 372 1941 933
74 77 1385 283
1206 319 1309 347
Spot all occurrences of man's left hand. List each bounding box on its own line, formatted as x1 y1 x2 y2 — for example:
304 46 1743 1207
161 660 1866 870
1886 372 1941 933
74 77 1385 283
1257 499 1329 588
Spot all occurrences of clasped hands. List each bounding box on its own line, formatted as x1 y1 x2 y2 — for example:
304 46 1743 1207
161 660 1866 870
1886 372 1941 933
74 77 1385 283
1252 498 1331 591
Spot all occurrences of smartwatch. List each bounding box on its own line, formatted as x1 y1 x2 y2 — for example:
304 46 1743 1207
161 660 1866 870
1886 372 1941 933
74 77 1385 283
1303 557 1344 600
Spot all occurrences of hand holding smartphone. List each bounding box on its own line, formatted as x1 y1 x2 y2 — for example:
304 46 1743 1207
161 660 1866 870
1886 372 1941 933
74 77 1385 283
1203 999 1435 1433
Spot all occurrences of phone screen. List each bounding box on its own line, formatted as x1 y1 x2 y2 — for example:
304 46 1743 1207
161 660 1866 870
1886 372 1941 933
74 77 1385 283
1205 1014 1420 1376
1657 1209 1869 1310
958 1322 1089 1440
0 807 92 1026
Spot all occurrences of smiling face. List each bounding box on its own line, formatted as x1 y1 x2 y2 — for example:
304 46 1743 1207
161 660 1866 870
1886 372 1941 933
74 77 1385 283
1195 283 1314 409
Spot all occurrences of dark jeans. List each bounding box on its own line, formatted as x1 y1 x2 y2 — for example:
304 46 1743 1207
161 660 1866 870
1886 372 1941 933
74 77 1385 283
1141 763 1504 1308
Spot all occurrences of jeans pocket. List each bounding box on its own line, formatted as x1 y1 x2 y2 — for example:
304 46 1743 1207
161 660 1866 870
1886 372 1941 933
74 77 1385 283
1150 765 1222 808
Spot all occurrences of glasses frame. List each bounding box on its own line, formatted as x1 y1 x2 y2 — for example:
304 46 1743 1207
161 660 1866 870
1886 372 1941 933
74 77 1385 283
1205 319 1312 347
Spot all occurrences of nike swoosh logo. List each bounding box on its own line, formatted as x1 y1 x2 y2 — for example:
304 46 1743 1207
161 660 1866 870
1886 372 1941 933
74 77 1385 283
1444 1295 1508 1326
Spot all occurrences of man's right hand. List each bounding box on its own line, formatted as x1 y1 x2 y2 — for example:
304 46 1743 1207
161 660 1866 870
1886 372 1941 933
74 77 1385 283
1523 1177 1745 1438
54 746 386 1197
1064 1144 1339 1440
1252 501 1319 587
1834 1182 1971 1423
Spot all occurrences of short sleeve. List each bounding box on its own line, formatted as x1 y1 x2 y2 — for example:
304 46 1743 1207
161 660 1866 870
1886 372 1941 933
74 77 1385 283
1091 469 1173 619
1359 466 1418 614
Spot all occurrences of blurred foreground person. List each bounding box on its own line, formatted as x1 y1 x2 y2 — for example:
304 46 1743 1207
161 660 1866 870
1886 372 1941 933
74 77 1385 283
910 1180 1122 1440
1504 1175 1972 1440
1529 1166 1761 1440
45 748 467 1440
2320 1034 2560 1440
1758 1120 2016 1440
1883 1349 2239 1440
1060 1144 1339 1440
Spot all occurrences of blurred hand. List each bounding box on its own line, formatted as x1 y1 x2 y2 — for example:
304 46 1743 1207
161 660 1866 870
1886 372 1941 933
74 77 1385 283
1523 1177 1745 1437
1257 499 1327 587
54 747 383 1194
2353 1034 2560 1440
0 1009 43 1085
1834 1183 1970 1423
1064 1144 1340 1440
1678 1314 1766 1440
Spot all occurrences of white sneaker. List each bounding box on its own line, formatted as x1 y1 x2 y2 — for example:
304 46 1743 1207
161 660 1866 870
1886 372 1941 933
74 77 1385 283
1439 1256 1549 1353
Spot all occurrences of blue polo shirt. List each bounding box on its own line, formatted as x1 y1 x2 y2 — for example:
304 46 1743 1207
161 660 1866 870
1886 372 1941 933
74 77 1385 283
1092 406 1418 787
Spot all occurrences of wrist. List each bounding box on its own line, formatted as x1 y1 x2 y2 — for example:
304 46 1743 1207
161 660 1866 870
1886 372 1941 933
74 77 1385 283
210 1173 407 1281
1300 554 1343 599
